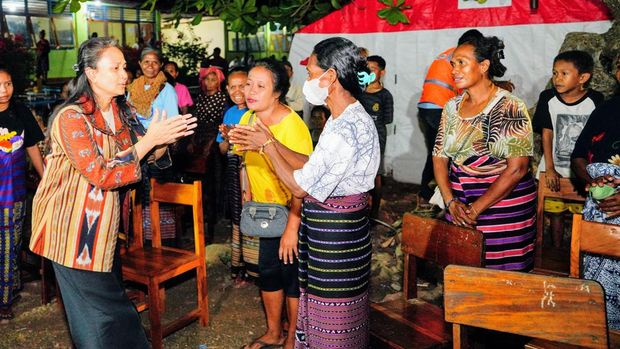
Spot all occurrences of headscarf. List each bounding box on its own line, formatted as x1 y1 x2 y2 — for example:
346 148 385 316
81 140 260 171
127 71 167 117
199 67 225 94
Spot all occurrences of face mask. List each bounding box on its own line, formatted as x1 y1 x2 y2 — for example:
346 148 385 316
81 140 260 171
303 71 331 105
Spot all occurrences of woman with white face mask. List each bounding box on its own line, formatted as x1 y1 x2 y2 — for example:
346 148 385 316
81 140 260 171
230 37 380 349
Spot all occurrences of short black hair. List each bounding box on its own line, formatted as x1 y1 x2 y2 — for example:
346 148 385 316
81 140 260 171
554 50 594 75
227 67 248 83
282 60 293 70
164 61 179 74
367 55 386 70
458 29 483 46
253 58 290 104
311 105 330 117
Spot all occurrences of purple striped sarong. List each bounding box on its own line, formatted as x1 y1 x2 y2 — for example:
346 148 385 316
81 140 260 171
295 193 370 349
448 155 537 271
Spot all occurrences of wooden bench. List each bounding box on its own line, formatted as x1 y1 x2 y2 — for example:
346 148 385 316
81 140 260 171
444 265 609 349
533 172 585 276
370 214 485 349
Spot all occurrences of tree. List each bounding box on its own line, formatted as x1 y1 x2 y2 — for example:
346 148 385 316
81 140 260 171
53 0 412 35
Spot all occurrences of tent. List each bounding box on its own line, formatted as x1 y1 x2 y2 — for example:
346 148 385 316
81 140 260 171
289 0 612 184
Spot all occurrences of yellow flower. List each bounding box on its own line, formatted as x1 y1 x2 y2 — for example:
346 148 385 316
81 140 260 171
609 154 620 166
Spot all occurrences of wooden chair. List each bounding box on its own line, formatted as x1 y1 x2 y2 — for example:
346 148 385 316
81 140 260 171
121 179 208 349
369 213 485 349
444 265 609 349
563 214 620 349
534 172 586 276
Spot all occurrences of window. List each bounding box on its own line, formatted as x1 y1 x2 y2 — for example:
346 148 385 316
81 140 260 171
31 16 51 45
50 16 74 47
125 23 139 48
5 15 31 46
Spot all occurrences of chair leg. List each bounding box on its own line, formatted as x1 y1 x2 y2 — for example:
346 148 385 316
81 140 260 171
196 263 209 326
148 279 163 349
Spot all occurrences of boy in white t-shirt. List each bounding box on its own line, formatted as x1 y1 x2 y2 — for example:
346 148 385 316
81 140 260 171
533 50 604 248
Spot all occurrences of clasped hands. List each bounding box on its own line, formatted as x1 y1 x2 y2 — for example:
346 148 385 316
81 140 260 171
226 117 276 152
448 199 479 228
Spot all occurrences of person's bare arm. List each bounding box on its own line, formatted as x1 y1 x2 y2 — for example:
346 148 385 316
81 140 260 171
571 157 592 186
279 197 302 264
26 145 44 178
542 128 561 191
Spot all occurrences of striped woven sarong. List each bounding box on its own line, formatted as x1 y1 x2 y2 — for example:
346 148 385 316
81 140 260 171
226 153 244 278
448 156 536 271
0 147 26 308
295 193 371 349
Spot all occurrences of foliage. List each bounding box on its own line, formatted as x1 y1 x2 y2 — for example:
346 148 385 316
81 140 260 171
377 0 412 25
161 29 210 77
0 34 35 94
54 0 414 36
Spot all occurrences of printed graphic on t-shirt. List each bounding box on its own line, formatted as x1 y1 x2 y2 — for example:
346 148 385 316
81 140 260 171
555 113 590 169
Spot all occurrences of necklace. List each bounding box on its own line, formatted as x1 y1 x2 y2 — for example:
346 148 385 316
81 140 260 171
458 84 497 117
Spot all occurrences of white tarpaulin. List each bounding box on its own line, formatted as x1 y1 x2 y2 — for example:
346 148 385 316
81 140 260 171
289 0 612 183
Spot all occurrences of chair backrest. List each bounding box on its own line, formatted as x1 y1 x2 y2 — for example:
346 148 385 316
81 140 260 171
149 179 205 258
401 213 484 299
444 265 609 349
570 214 620 278
402 213 485 268
535 172 586 270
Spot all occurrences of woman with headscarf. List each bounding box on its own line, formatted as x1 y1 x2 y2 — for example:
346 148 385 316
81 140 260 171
570 54 620 330
194 66 227 241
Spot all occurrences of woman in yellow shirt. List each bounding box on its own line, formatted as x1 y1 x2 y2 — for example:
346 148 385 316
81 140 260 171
227 59 312 349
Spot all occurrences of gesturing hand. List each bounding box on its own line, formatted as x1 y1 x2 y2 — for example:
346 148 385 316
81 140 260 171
146 109 197 146
229 118 273 152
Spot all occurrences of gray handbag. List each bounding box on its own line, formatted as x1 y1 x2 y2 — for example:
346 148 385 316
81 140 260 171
240 201 289 238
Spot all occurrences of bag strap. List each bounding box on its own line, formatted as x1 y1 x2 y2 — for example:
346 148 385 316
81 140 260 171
240 112 291 207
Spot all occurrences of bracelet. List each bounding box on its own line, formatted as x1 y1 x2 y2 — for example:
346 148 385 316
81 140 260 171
445 197 458 209
468 204 479 217
259 138 276 155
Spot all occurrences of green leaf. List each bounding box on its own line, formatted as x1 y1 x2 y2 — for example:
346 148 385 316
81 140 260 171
396 11 410 24
191 13 203 25
396 0 405 6
52 0 69 14
377 8 392 18
243 0 257 12
331 0 342 9
378 0 392 6
69 0 81 13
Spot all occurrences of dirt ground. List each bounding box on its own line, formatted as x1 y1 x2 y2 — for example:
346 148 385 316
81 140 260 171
0 178 431 349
